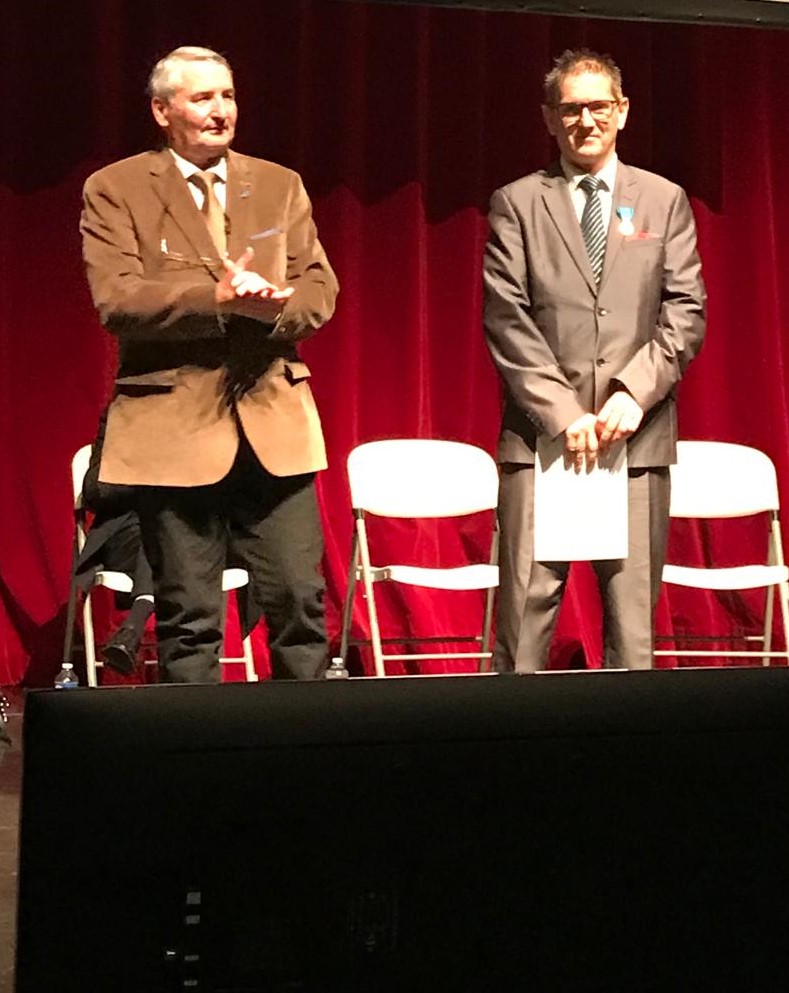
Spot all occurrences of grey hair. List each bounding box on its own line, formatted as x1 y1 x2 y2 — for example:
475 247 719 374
148 46 232 102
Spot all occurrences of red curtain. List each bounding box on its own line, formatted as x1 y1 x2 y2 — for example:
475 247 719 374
2 0 789 685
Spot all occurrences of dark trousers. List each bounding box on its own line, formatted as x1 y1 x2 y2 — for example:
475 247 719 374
77 447 154 603
494 465 670 672
76 508 154 601
136 440 327 683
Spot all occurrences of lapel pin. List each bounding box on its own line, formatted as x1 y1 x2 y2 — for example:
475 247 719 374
616 206 635 237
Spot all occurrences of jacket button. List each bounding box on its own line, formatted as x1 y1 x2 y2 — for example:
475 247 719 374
597 307 608 316
596 357 606 366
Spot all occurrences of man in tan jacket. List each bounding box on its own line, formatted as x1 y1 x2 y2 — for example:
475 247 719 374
81 46 338 682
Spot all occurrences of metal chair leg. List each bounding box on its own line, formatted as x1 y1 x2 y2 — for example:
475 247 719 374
339 534 360 664
62 535 81 665
83 591 98 688
356 517 385 677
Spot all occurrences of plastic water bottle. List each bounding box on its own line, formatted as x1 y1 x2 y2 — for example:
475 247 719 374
54 663 79 689
325 656 349 680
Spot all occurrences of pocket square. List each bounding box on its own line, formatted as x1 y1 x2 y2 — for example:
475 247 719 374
625 230 661 242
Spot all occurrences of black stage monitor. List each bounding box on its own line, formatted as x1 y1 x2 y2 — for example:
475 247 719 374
16 669 789 991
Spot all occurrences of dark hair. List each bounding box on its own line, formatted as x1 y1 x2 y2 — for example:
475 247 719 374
543 48 623 106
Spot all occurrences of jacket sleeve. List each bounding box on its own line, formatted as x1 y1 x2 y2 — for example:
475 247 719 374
80 171 221 341
483 187 587 438
613 186 706 410
271 171 339 342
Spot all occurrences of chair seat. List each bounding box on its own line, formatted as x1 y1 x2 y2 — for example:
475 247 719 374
95 568 250 594
663 563 789 591
222 568 250 592
371 564 499 590
94 570 135 594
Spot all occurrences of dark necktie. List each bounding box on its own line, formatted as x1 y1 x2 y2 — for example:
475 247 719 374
579 174 606 283
190 170 226 256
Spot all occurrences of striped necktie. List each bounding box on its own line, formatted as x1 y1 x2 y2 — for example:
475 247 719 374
190 170 227 256
579 174 606 283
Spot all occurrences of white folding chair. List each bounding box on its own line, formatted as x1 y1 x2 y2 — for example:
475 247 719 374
654 440 789 666
339 439 500 677
68 445 257 686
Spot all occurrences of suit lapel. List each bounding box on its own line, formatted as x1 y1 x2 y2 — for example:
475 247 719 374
225 151 256 262
540 165 597 296
149 149 220 276
598 162 638 293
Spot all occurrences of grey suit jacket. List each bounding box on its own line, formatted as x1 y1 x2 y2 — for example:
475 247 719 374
483 160 706 468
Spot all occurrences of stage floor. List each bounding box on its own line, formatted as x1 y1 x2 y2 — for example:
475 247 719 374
0 689 22 993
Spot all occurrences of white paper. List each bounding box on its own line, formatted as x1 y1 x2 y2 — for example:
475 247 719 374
533 435 629 562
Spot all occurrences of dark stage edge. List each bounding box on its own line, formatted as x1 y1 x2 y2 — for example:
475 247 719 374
16 669 789 993
342 0 789 31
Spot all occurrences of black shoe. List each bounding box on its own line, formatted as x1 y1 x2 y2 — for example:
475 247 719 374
102 625 143 675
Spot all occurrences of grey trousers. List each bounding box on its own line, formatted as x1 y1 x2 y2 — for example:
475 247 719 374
494 464 670 672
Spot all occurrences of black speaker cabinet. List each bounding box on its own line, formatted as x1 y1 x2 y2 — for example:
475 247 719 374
16 669 789 991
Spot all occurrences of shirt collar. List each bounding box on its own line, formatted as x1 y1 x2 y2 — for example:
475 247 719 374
561 153 618 194
169 148 227 183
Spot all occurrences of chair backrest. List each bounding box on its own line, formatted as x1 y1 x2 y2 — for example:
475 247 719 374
347 439 499 518
670 441 780 518
71 445 92 510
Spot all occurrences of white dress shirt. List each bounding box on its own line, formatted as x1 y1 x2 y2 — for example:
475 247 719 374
169 149 228 211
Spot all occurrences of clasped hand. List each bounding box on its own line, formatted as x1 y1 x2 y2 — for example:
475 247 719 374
564 391 644 470
215 246 294 316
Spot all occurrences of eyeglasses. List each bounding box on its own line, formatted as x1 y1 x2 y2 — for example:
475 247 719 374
555 100 620 124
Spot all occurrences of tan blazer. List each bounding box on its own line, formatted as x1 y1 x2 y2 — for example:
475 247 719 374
81 149 338 486
484 161 706 468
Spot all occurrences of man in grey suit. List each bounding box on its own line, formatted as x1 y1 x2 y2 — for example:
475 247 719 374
484 49 706 672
